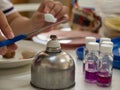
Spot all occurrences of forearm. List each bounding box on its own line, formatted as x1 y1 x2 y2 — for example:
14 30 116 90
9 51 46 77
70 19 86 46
6 12 34 36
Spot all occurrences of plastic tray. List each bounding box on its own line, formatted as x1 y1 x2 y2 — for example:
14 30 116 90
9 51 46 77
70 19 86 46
76 37 120 69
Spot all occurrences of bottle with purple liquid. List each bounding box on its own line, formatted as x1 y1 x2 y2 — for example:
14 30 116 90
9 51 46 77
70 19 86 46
85 42 99 83
83 37 96 74
97 44 113 87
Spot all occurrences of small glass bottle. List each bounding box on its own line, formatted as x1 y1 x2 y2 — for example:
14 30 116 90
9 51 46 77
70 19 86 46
97 44 113 87
100 37 111 44
85 42 99 83
83 37 96 73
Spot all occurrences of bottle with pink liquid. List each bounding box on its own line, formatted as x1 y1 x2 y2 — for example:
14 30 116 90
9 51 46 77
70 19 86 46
83 37 96 73
97 44 113 87
85 42 99 83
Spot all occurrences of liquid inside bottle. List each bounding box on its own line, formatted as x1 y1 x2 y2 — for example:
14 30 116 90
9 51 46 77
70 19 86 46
97 70 112 87
85 58 98 83
97 44 113 87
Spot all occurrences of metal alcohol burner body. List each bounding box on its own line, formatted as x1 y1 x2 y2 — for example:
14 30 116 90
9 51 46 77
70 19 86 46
31 35 75 90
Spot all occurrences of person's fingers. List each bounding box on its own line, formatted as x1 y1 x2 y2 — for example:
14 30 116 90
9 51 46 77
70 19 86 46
0 11 14 39
49 1 63 17
0 31 7 55
38 0 55 13
31 11 46 29
0 47 7 55
57 14 69 22
7 44 18 51
38 0 68 19
0 11 18 53
55 6 68 19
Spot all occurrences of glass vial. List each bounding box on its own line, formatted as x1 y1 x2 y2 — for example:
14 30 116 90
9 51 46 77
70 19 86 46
83 37 96 73
85 42 99 83
97 44 113 87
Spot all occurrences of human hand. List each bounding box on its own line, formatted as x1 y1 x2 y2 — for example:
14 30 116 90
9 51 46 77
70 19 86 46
0 11 17 55
31 0 68 32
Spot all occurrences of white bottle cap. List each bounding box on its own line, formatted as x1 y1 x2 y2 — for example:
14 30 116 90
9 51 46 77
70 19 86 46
85 37 96 44
100 37 111 44
101 41 113 46
88 42 99 51
85 37 96 48
100 44 113 53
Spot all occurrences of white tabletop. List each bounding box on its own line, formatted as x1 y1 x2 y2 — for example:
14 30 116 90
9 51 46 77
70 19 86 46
0 40 120 90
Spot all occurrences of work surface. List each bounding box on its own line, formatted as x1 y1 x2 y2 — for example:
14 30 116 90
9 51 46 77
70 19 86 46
0 40 120 90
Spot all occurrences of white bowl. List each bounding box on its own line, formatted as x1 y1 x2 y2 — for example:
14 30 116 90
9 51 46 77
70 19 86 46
102 16 120 38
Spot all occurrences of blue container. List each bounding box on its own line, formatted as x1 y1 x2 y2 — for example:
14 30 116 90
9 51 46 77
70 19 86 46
76 47 84 60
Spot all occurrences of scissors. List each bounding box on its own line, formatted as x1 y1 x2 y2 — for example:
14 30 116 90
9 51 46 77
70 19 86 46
0 20 67 47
